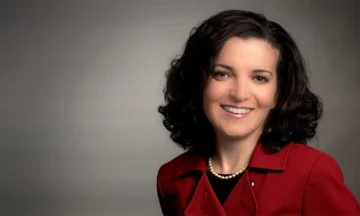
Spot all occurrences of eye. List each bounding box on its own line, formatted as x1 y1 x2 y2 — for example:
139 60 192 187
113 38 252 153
253 75 269 83
213 71 230 80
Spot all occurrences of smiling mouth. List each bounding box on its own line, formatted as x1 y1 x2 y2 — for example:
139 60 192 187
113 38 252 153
221 105 254 115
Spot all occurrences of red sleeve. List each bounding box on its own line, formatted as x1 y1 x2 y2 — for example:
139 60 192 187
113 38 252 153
156 166 176 216
302 154 360 215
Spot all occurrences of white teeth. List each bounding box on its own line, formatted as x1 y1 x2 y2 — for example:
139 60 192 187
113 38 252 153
222 106 252 114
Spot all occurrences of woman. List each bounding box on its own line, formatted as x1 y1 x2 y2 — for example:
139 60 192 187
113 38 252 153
156 9 359 215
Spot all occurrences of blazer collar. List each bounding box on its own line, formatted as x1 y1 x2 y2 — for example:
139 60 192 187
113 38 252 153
176 141 292 178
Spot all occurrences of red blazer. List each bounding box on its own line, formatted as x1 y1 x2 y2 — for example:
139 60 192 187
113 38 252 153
156 142 359 215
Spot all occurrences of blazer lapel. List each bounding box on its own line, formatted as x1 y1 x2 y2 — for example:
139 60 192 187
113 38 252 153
184 173 227 216
223 170 258 215
177 143 291 215
222 142 292 215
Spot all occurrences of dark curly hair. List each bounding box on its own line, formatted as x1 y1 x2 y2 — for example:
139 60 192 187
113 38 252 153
158 9 323 155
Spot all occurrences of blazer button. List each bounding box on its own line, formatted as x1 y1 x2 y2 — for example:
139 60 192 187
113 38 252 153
250 180 255 187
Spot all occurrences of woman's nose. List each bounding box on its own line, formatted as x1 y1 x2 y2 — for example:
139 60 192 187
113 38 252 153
229 78 250 101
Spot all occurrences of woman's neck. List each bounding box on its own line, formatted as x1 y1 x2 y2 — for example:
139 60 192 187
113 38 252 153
210 132 260 174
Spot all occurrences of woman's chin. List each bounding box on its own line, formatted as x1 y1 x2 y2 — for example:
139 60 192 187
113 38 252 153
219 129 252 140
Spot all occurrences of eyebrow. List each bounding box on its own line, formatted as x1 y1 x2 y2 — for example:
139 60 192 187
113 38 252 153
214 64 274 77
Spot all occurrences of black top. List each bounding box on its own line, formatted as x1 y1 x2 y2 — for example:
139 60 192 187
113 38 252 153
206 171 243 205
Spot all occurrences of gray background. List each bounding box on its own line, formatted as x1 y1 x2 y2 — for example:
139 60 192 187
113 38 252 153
1 0 359 215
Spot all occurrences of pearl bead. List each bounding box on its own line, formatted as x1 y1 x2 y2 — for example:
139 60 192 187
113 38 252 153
208 157 247 180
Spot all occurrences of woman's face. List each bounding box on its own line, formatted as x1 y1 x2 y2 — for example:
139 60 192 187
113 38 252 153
203 37 279 140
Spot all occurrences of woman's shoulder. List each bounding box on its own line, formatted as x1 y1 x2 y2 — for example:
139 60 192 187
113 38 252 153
287 142 337 163
285 142 343 177
159 151 189 168
286 144 359 212
157 150 197 179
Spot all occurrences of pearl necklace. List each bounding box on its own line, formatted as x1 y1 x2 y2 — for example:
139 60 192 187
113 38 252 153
208 157 247 180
